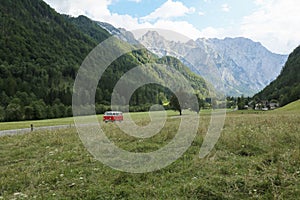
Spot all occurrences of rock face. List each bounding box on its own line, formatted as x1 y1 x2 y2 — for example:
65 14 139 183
98 22 288 96
97 21 140 45
138 31 288 96
206 37 288 94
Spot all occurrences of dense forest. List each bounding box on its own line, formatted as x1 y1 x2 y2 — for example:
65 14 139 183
0 0 209 122
254 45 300 106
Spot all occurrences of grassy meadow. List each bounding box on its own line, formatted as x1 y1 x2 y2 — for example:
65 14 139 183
0 104 300 199
0 117 75 131
0 111 183 131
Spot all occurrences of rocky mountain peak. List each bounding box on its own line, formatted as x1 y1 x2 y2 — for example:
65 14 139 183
139 32 288 96
96 21 288 96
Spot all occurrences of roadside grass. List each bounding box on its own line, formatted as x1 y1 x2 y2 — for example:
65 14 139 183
0 110 182 131
0 117 75 131
0 110 300 199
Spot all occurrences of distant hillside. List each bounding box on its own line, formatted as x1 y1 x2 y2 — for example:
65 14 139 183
0 0 209 122
254 45 300 106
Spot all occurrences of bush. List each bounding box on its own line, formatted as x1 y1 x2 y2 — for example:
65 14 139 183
5 103 23 121
0 106 5 121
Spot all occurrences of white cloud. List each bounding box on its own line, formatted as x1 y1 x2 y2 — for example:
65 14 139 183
221 4 230 12
198 0 300 54
254 0 268 6
43 0 300 54
42 0 226 41
200 27 226 38
43 0 199 39
43 0 112 18
198 11 205 16
151 20 202 40
128 0 142 3
43 0 145 30
140 0 195 21
104 13 153 30
240 0 300 54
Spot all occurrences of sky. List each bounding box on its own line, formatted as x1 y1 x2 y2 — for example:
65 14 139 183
43 0 300 54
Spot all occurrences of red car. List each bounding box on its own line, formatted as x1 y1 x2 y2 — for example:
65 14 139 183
103 111 123 123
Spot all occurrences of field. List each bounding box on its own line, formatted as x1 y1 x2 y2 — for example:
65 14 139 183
274 100 300 113
0 117 75 131
0 111 183 131
0 106 300 199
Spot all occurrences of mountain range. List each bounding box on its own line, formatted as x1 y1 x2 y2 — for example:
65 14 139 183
0 0 298 123
98 24 288 96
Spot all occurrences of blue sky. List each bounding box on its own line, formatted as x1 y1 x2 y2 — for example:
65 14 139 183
44 0 300 54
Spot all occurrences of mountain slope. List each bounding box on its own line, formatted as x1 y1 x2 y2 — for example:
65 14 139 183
254 45 300 106
0 0 101 121
0 0 209 121
0 0 98 67
65 15 209 101
207 37 287 91
97 21 140 45
64 15 111 44
138 31 288 96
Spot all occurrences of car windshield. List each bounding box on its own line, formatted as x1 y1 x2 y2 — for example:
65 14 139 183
105 112 122 116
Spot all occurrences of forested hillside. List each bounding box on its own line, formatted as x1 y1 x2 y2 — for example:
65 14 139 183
64 15 110 44
0 0 101 121
254 45 300 106
0 0 209 122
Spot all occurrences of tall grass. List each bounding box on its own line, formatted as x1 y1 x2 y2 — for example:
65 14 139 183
0 111 299 199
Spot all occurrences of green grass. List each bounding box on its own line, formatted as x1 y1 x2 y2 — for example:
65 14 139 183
0 110 300 199
274 99 300 113
0 110 182 131
0 117 75 131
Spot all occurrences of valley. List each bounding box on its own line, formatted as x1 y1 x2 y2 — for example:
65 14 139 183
0 0 299 199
